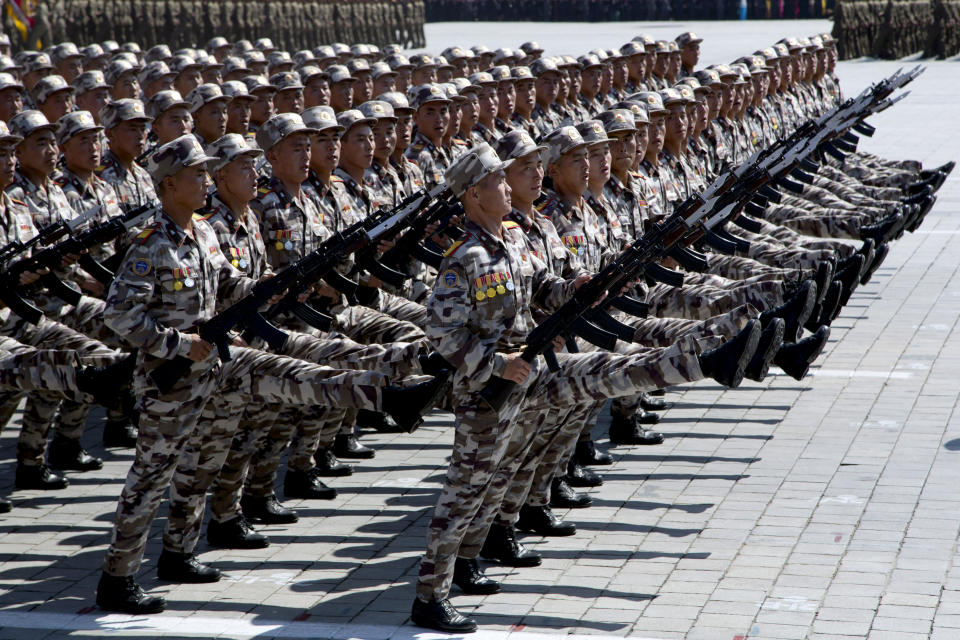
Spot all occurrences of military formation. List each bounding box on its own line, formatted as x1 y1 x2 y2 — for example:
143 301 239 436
0 21 952 636
832 0 960 59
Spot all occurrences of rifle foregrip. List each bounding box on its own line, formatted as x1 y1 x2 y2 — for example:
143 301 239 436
543 349 561 373
478 376 515 413
853 122 875 137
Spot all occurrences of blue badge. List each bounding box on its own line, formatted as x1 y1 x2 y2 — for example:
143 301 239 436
131 259 151 276
442 269 459 287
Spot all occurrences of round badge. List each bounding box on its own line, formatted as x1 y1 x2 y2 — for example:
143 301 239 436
238 259 248 269
173 281 183 291
231 259 239 267
275 241 285 251
486 288 496 299
506 281 515 291
284 240 294 251
496 285 506 295
475 290 485 301
183 277 196 288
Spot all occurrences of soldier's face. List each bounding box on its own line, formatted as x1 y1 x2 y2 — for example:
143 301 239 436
609 132 636 174
647 115 665 156
415 103 449 144
340 125 374 170
613 60 628 86
167 164 209 211
330 80 354 111
653 53 669 76
270 132 311 183
62 130 102 173
535 73 560 106
477 87 497 121
437 68 454 83
668 54 682 79
515 80 535 114
412 67 436 86
202 68 222 85
665 106 687 143
174 69 202 97
217 156 258 203
627 54 645 80
372 120 396 161
458 97 478 132
447 103 462 136
472 169 511 218
274 88 304 115
155 107 193 144
107 119 149 160
195 100 228 141
372 75 396 97
41 91 75 122
496 82 515 118
706 91 720 119
0 143 17 188
250 92 275 124
550 146 589 195
309 129 340 173
0 87 22 123
396 68 412 93
77 89 110 123
566 70 580 98
395 112 414 150
112 74 139 100
57 58 83 83
304 78 330 108
695 101 708 131
452 59 469 78
681 43 699 69
352 72 373 104
634 125 649 159
17 130 59 176
580 67 601 96
587 143 610 186
505 151 543 204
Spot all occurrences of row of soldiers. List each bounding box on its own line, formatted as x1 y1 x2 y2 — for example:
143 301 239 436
5 0 426 53
0 25 950 633
832 0 960 59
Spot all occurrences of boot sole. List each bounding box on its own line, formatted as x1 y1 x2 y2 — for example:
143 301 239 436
725 321 761 389
745 319 785 382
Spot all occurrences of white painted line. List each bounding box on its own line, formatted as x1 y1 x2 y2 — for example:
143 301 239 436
913 230 960 234
0 611 671 640
807 368 913 379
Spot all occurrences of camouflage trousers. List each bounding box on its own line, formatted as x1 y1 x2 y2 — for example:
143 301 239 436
0 339 93 399
704 252 803 283
0 310 118 466
647 276 782 320
741 214 856 258
812 170 903 204
416 336 706 603
103 345 386 576
728 226 837 270
373 289 429 326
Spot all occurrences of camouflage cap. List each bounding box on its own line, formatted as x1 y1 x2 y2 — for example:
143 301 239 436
112 51 142 69
610 101 650 125
267 51 294 68
488 65 514 83
620 42 646 57
370 61 396 80
633 33 657 48
100 98 151 129
492 48 518 66
302 105 344 133
0 120 22 145
0 33 9 47
139 61 175 86
358 100 397 122
256 112 317 151
382 44 403 56
409 53 436 69
452 77 480 96
81 44 108 63
409 83 450 109
298 65 326 83
441 46 469 61
576 120 609 146
8 110 56 140
186 83 230 112
0 72 24 92
385 53 414 71
675 84 697 104
820 32 836 45
629 91 668 115
220 80 255 101
654 40 671 54
243 75 277 94
243 50 266 65
542 126 588 165
145 44 172 64
471 45 491 56
146 89 190 118
313 45 337 61
668 42 680 53
675 32 703 47
337 108 377 132
221 56 248 76
468 72 497 87
756 47 780 62
777 37 804 52
376 91 415 114
809 36 825 51
0 56 22 74
32 75 74 104
293 50 318 67
439 82 466 102
511 66 534 81
351 43 373 58
119 41 139 55
678 77 710 95
773 43 791 58
445 142 506 197
577 54 603 70
23 53 54 74
519 41 545 55
729 64 750 85
693 69 723 90
597 108 638 134
232 40 254 55
346 58 371 74
72 70 109 95
326 64 355 84
254 37 277 52
51 42 83 64
530 57 561 77
435 55 454 71
745 57 769 76
269 71 304 92
659 87 685 106
798 36 814 51
55 110 102 145
169 54 201 74
104 59 136 85
206 36 230 52
101 40 120 53
206 132 263 172
493 129 545 163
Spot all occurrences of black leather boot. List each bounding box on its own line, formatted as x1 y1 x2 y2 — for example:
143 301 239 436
774 326 831 381
157 549 221 583
48 436 103 471
15 463 68 490
241 494 299 524
549 477 592 508
517 504 577 536
313 448 354 477
698 320 760 388
744 317 785 382
97 572 165 614
206 515 270 549
565 459 602 487
332 432 375 459
480 523 542 567
452 557 501 594
284 468 337 499
574 437 613 466
381 371 453 433
411 598 477 633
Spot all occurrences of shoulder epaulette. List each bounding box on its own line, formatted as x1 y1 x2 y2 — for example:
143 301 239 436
134 227 157 245
502 220 520 230
409 143 425 154
453 138 468 147
331 175 345 183
193 211 213 221
9 198 26 207
443 238 467 257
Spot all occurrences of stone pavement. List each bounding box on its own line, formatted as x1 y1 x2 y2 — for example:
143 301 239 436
1 20 959 640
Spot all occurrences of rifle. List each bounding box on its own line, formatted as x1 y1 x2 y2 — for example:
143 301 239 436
149 187 440 393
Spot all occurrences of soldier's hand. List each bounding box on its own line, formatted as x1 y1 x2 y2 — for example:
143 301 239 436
502 355 532 383
186 335 214 362
552 336 565 353
376 238 395 254
315 282 339 300
18 268 46 286
230 334 248 348
80 274 105 297
61 252 81 267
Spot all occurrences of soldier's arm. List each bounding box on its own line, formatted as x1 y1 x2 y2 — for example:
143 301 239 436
531 251 577 313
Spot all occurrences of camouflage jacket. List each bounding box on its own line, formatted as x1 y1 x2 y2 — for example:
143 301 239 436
531 103 562 139
503 206 580 278
656 150 688 206
538 188 611 273
583 190 627 253
365 159 403 210
97 150 159 213
425 217 573 393
54 167 124 260
333 167 373 220
253 175 331 271
197 193 271 280
509 113 539 140
404 131 451 190
389 155 426 199
603 174 646 242
637 159 669 215
6 171 75 230
303 169 357 233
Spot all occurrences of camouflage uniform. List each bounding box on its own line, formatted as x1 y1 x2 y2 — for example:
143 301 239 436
97 149 159 212
404 130 452 190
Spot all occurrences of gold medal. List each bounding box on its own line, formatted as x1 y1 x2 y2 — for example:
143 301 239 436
231 259 239 267
475 290 485 301
174 280 183 291
496 284 506 295
486 288 496 299
275 241 285 251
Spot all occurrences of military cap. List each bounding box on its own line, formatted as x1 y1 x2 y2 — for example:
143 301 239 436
542 126 588 165
654 40 671 54
14 51 34 66
32 75 74 104
101 40 120 53
206 133 263 172
729 64 750 84
678 77 710 95
50 42 82 65
376 91 415 115
0 120 22 145
659 88 685 106
206 37 230 53
351 44 374 59
441 46 469 62
382 44 403 56
23 53 54 74
100 98 150 130
56 110 102 145
757 47 780 63
347 58 371 75
494 129 545 163
298 66 326 83
186 83 230 113
519 41 545 55
589 48 609 61
675 32 703 48
147 134 215 184
559 55 580 68
409 83 451 109
669 42 680 53
773 43 791 58
145 44 172 64
597 108 638 134
511 66 534 81
0 56 21 74
809 36 825 51
577 54 603 70
633 33 657 48
468 72 497 87
530 57 561 78
620 42 646 57
302 105 344 133
146 89 190 118
777 37 804 53
221 57 248 77
331 43 351 56
72 70 109 95
629 91 668 115
744 57 769 75
293 50 317 68
471 45 491 56
233 40 254 55
202 57 222 71
173 47 197 59
314 45 337 62
243 75 277 94
385 53 414 71
81 44 108 64
610 101 650 125
219 81 253 102
9 110 57 139
445 143 506 197
711 64 739 81
256 113 317 151
488 65 514 82
139 61 175 86
575 120 609 146
243 51 266 66
337 109 377 132
438 83 466 102
409 53 436 69
0 72 23 92
121 42 142 56
112 51 142 69
254 38 277 53
268 51 294 68
358 100 397 122
326 65 355 84
370 61 396 80
492 48 518 66
451 77 479 95
797 36 814 51
269 72 304 92
169 55 201 75
104 59 136 85
820 33 835 45
675 84 697 103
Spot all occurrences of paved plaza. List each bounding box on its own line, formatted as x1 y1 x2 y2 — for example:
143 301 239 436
1 19 959 640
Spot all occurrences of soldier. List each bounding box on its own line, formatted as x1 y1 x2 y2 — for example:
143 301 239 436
405 84 453 189
0 73 24 124
170 55 203 98
468 72 501 145
138 61 176 100
97 99 159 212
378 92 427 204
676 31 703 77
326 65 356 113
243 75 276 135
508 66 538 138
147 90 194 149
300 65 330 109
185 83 230 150
72 71 111 125
32 76 75 123
530 58 563 138
270 72 305 115
51 43 84 83
105 59 140 101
